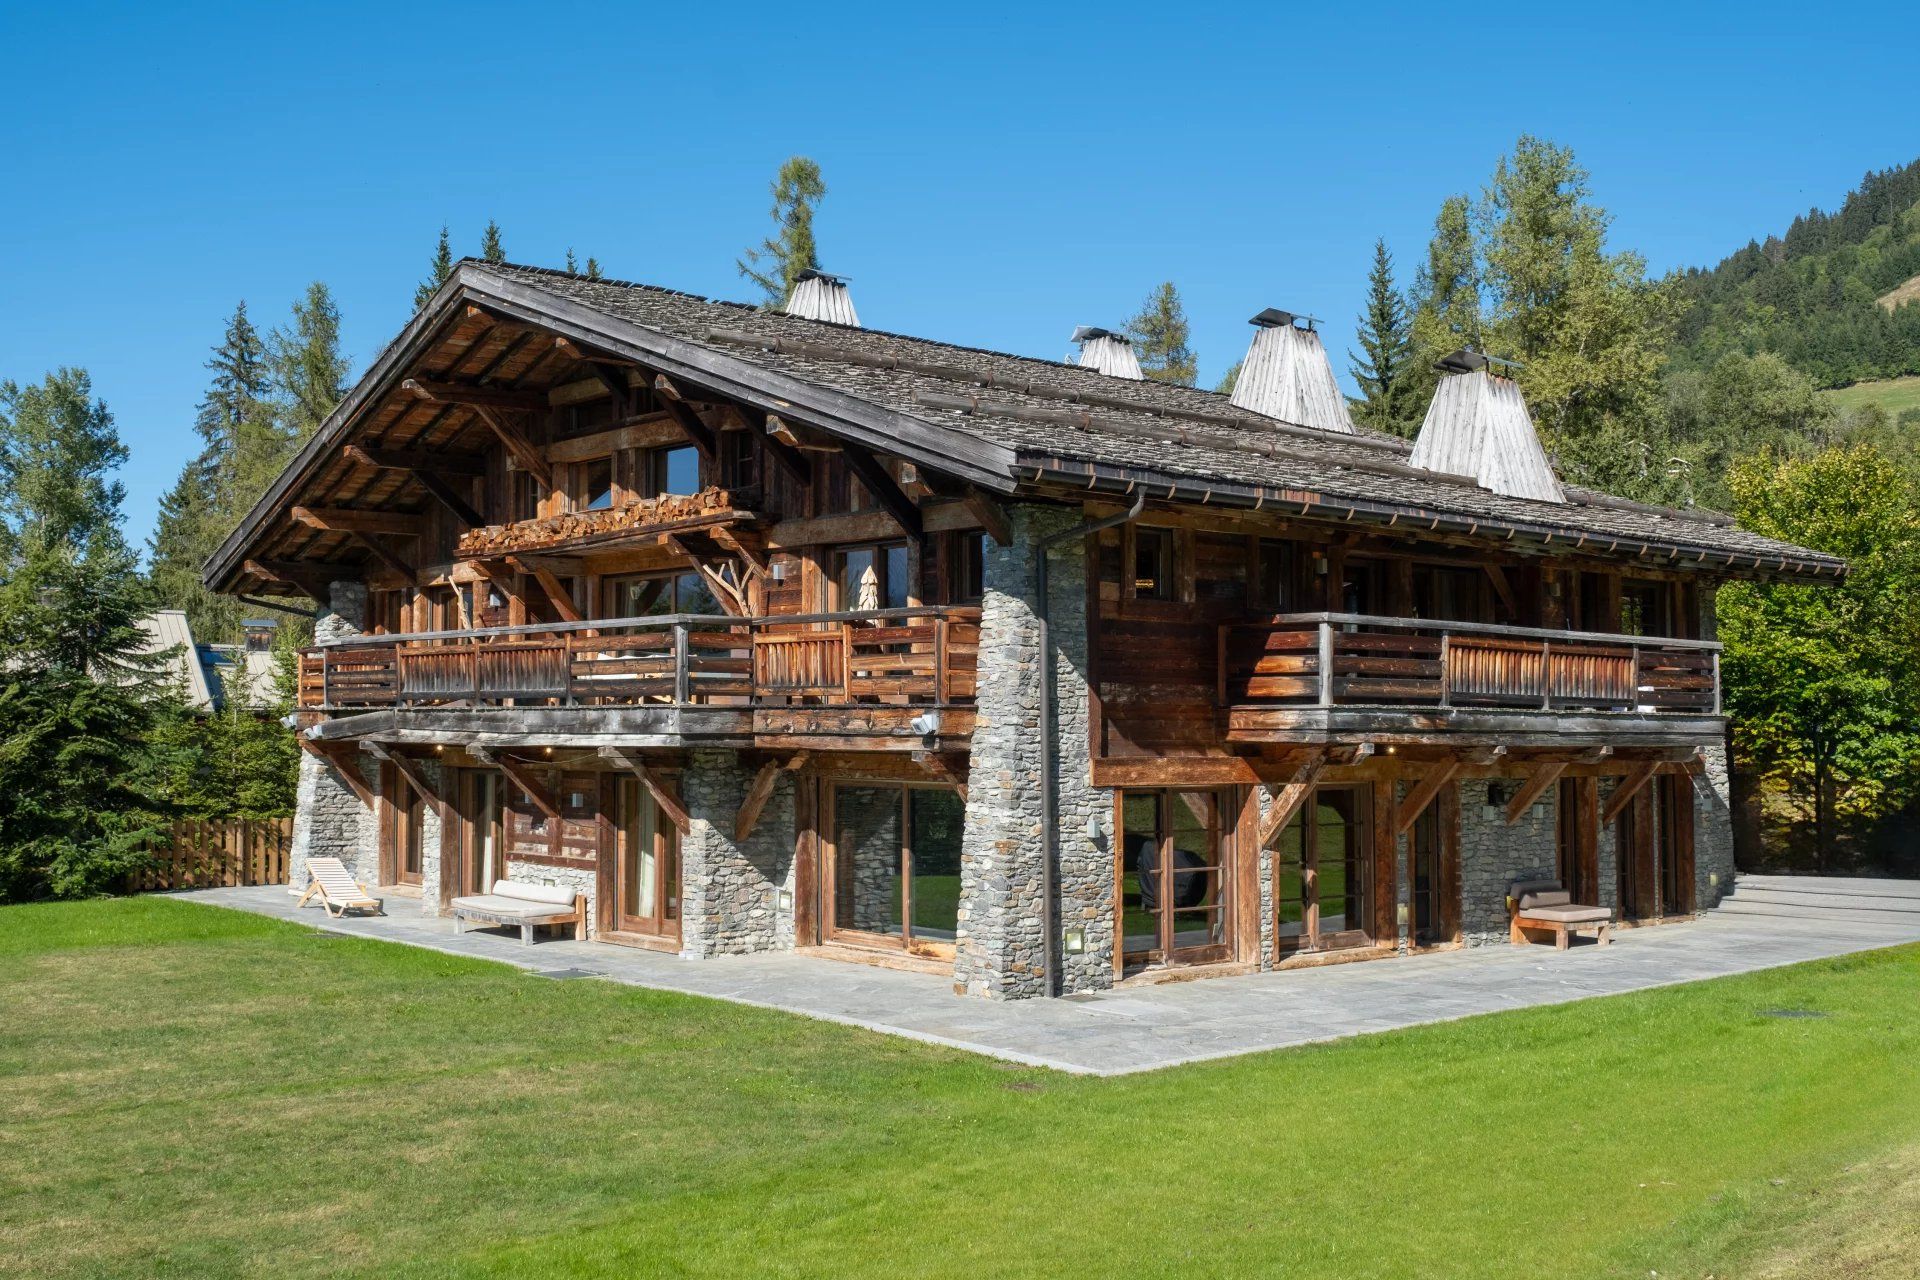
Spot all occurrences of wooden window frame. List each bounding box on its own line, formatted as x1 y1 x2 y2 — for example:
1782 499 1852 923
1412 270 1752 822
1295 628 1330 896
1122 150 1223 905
821 781 963 960
1113 786 1235 973
1273 782 1376 957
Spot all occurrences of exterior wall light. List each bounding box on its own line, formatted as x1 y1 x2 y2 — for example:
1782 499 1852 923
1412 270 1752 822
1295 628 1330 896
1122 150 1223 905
1062 928 1086 954
777 888 794 912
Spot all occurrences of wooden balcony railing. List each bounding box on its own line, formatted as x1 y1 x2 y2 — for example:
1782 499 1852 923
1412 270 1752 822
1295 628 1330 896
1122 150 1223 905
297 607 981 712
1218 613 1721 715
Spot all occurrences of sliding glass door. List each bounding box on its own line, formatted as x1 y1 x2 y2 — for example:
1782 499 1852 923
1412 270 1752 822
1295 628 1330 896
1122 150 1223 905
1274 784 1373 955
826 784 963 957
1119 789 1231 970
616 779 680 940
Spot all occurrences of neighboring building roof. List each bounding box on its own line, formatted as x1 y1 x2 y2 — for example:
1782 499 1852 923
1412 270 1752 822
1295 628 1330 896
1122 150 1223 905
133 611 279 713
204 260 1848 587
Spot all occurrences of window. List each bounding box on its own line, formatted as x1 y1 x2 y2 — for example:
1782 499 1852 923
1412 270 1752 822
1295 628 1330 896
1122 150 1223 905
1131 527 1173 600
828 785 964 955
1274 784 1373 953
1255 539 1295 611
1620 579 1673 638
1120 789 1230 968
953 532 986 605
834 543 909 612
603 572 719 619
1413 564 1489 623
718 431 756 491
1340 557 1383 616
571 457 615 511
646 444 701 498
512 470 545 522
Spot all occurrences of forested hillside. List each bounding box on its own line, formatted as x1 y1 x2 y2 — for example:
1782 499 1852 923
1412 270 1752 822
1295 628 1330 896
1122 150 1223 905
1671 157 1920 387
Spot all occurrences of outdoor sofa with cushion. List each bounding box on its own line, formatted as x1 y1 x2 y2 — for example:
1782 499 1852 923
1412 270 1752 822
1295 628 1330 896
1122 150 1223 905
1507 878 1613 949
450 880 587 945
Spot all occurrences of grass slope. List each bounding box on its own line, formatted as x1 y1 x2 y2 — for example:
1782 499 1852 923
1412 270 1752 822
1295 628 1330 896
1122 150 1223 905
1822 374 1920 421
3 897 1919 1279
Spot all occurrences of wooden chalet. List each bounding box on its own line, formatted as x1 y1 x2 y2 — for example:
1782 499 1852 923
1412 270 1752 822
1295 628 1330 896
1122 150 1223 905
205 261 1845 998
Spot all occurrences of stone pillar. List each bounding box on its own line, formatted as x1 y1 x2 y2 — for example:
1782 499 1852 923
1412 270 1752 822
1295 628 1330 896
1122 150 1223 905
414 760 447 916
677 749 797 957
1456 778 1557 945
289 582 382 891
1694 741 1735 909
954 503 1111 1000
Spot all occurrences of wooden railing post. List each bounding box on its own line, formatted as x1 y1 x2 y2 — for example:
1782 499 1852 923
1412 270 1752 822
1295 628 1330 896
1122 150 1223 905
1438 632 1451 708
1317 620 1334 707
320 648 330 708
673 622 690 704
934 614 948 705
1711 649 1722 715
1540 639 1552 710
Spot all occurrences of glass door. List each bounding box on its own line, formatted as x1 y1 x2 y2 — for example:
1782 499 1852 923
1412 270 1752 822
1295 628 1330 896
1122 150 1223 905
390 782 424 887
1119 789 1231 970
617 779 680 940
827 784 963 957
1274 785 1373 955
465 771 502 897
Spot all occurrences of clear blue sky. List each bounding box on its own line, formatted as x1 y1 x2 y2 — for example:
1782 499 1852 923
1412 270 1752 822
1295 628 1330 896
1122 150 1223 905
1 1 1908 552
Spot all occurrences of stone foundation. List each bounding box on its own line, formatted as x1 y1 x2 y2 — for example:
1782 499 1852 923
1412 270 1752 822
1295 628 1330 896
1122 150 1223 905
678 749 797 957
1459 777 1558 946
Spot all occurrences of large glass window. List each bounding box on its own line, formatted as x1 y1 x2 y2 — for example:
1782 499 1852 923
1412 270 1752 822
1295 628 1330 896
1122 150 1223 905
647 445 701 498
1120 789 1229 968
618 779 680 939
602 572 720 619
834 543 909 612
830 785 963 954
571 456 615 511
1273 784 1373 954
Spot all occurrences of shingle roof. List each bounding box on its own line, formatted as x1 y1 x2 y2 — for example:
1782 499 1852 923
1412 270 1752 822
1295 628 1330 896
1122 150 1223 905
470 262 1842 577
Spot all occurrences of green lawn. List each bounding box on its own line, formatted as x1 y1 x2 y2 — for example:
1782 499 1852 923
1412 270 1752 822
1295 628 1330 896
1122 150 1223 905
1823 374 1920 420
3 898 1919 1279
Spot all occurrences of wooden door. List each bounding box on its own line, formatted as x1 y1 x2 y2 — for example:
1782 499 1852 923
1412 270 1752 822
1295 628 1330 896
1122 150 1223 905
389 781 424 887
615 778 680 940
1616 786 1659 922
463 770 503 897
1274 784 1374 956
1409 790 1460 946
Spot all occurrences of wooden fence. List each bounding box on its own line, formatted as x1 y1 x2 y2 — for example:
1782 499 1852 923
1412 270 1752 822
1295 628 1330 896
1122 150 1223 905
130 817 294 892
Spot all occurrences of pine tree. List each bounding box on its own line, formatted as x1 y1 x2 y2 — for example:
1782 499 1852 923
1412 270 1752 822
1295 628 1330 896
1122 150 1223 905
1350 239 1415 434
737 156 826 306
585 257 603 281
269 282 348 444
480 219 505 264
0 369 170 900
414 225 454 311
1124 282 1199 387
566 248 579 274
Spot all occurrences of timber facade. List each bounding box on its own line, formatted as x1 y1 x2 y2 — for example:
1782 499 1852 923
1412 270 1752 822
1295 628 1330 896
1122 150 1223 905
206 261 1845 998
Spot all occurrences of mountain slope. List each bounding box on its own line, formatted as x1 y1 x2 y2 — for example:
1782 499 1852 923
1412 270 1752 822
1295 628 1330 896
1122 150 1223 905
1671 157 1920 387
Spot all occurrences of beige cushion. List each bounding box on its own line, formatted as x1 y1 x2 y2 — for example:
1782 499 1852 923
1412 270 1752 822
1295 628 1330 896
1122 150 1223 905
1521 888 1572 909
490 879 577 908
453 894 576 921
1519 904 1612 924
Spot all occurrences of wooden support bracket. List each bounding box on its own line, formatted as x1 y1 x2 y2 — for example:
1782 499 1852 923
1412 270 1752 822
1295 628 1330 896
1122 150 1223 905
362 742 453 822
652 376 719 459
1504 762 1568 826
733 752 811 843
1601 760 1661 825
410 470 486 528
599 748 692 830
342 444 486 476
346 530 420 588
291 506 423 537
910 750 969 801
841 441 924 539
299 739 376 809
1395 761 1462 837
470 404 553 489
472 748 559 821
504 556 583 623
402 377 546 412
1260 753 1328 849
964 486 1012 547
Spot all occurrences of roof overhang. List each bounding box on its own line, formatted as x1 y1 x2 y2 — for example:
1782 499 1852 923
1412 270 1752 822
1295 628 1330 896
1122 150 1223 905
203 265 1019 593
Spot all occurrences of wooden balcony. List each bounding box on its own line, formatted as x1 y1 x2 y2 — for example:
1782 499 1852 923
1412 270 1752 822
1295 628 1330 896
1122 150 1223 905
1218 613 1722 747
297 607 981 750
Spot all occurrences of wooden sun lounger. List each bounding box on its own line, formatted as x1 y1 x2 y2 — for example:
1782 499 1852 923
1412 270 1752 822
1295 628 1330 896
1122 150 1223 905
294 856 384 917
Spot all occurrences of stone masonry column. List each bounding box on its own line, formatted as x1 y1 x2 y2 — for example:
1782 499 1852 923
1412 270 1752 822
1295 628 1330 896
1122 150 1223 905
953 503 1111 999
1694 741 1735 909
677 749 797 957
288 581 382 890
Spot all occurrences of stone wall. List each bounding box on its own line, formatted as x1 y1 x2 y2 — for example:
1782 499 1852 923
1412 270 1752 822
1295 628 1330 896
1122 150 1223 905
678 749 797 957
288 581 379 892
1458 777 1558 946
953 503 1110 1000
412 760 447 917
1694 742 1735 909
502 859 597 930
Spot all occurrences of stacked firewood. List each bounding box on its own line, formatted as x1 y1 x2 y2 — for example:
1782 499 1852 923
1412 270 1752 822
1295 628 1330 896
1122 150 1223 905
456 488 740 557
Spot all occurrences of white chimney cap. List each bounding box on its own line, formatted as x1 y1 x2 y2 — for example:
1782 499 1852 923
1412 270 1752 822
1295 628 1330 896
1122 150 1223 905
784 270 860 326
1407 354 1564 503
1228 310 1354 433
1072 327 1145 380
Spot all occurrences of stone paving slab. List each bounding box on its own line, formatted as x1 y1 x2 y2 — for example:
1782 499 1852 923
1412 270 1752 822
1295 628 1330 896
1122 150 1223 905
174 886 1920 1076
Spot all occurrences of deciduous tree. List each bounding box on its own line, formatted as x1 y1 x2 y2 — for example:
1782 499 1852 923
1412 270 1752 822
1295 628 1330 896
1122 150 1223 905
1125 282 1198 387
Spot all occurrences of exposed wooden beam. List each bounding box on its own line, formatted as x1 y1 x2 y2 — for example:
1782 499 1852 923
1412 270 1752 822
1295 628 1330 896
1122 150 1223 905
598 748 691 830
290 506 423 536
842 441 923 539
242 558 334 601
964 486 1012 547
1260 752 1328 849
740 406 813 485
361 743 453 822
1485 564 1519 619
472 748 559 821
1395 761 1462 836
910 749 969 801
410 470 486 528
504 556 582 623
345 531 419 587
299 739 376 808
402 377 547 412
1601 760 1661 825
342 444 486 476
733 752 810 842
708 526 768 578
1504 762 1568 826
652 376 719 459
470 405 553 489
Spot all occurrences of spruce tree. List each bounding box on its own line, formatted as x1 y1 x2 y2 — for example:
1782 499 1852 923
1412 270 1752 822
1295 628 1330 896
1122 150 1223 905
737 156 826 305
1124 282 1199 387
566 247 579 274
414 225 454 310
0 370 170 900
585 256 603 281
480 219 505 264
269 282 348 443
1349 238 1415 435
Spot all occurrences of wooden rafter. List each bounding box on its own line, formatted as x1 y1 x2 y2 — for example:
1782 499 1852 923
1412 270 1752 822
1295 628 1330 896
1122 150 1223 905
409 470 485 528
401 377 546 412
469 404 552 488
842 441 924 539
342 444 486 476
708 526 768 578
1601 760 1661 825
299 739 375 808
964 486 1012 547
1504 762 1568 826
734 752 810 842
472 749 559 821
242 558 335 602
361 743 452 822
740 406 812 485
1260 752 1327 848
346 531 419 587
290 506 423 537
1395 761 1462 836
1485 564 1518 619
504 556 582 623
598 748 691 830
910 750 969 801
651 376 719 458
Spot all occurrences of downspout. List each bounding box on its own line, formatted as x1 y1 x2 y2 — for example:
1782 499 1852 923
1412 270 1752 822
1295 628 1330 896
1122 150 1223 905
1034 489 1146 997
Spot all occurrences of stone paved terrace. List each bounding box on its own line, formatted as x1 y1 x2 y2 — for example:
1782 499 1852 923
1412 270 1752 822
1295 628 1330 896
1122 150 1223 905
177 883 1920 1076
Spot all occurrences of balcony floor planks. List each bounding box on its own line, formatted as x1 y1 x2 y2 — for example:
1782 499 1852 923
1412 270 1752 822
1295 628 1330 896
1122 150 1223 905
1221 705 1724 748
